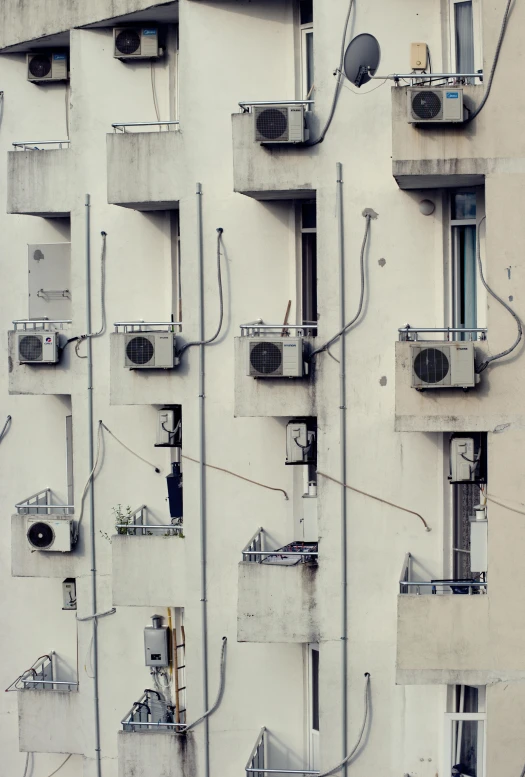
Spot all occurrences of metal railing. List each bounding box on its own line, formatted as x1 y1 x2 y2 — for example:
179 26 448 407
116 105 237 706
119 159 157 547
12 140 70 150
121 689 186 732
240 321 318 337
114 321 182 333
13 319 72 332
112 121 180 132
246 728 319 775
372 72 483 83
398 325 487 342
239 100 314 113
6 653 78 692
115 505 183 536
399 552 487 595
16 488 74 516
242 528 318 563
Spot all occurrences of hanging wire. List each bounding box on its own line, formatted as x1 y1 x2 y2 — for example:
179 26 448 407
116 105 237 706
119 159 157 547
74 232 108 358
0 414 12 443
184 637 227 731
181 453 288 500
317 673 371 776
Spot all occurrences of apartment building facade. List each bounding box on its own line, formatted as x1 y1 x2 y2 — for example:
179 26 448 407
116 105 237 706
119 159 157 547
1 1 523 776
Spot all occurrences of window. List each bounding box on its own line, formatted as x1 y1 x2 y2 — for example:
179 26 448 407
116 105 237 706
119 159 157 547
449 190 485 340
307 644 320 769
300 0 314 100
445 685 486 777
300 202 317 331
450 0 482 80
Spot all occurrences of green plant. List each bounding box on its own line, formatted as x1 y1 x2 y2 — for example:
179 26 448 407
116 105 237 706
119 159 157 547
113 504 134 535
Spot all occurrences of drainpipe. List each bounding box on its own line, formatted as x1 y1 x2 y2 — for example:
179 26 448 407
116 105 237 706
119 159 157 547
196 182 210 777
336 163 348 775
85 193 102 777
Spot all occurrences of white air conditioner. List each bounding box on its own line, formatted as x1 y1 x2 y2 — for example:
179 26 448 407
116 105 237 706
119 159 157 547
247 337 304 378
114 27 160 59
27 517 73 552
254 105 308 143
124 333 178 369
17 332 59 364
410 341 477 389
408 87 464 123
286 421 316 464
27 52 68 83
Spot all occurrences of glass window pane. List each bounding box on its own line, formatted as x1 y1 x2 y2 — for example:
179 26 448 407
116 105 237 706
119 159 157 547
455 1 474 75
302 202 316 229
452 192 477 220
452 720 480 776
311 649 319 731
300 0 313 25
302 232 317 325
304 30 314 97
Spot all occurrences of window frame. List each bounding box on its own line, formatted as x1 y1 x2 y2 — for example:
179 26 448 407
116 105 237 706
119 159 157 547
300 23 314 102
297 201 317 330
444 712 486 776
449 0 483 76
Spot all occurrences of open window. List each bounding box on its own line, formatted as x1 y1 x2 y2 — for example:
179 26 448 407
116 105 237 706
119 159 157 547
445 685 486 777
449 0 482 81
299 201 317 333
307 644 319 770
300 0 314 101
448 190 485 340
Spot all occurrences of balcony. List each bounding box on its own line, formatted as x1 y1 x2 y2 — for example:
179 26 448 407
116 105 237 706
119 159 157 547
7 142 72 217
238 528 319 643
12 489 77 578
246 727 317 776
235 323 317 418
7 653 82 755
107 123 182 210
112 506 186 607
9 320 73 396
232 103 317 200
397 553 491 685
110 322 186 406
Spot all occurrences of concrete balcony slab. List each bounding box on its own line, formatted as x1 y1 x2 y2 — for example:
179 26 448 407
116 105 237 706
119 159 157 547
11 515 80 578
237 560 319 643
107 131 183 210
8 331 72 396
112 534 186 607
234 337 316 417
7 150 72 216
232 113 316 200
18 690 83 754
110 333 185 406
118 730 197 777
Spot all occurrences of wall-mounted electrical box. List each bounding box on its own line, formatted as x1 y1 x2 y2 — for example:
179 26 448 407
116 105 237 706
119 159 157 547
286 420 316 465
144 615 170 667
155 406 182 447
410 42 428 70
62 578 76 610
449 434 487 484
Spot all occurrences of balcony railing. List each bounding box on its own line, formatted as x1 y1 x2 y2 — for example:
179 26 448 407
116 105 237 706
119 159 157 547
246 728 318 775
121 689 186 732
12 140 70 150
114 321 182 333
111 121 180 132
240 322 317 337
399 552 487 595
115 504 183 536
242 528 318 565
5 653 77 692
398 325 487 342
15 488 74 516
13 319 72 331
238 99 314 113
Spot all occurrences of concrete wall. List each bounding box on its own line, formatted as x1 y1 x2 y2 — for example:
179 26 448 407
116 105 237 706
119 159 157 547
117 731 197 777
112 534 186 607
18 690 84 754
7 149 73 216
8 331 73 395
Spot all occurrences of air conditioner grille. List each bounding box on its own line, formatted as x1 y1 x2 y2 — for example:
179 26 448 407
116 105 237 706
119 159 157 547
115 29 141 55
19 335 43 361
126 336 154 365
413 347 450 384
28 55 52 78
256 108 288 141
412 90 442 120
250 341 282 374
27 521 54 549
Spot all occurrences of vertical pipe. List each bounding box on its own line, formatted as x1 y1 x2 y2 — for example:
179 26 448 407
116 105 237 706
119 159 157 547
196 182 210 777
336 163 348 774
85 194 102 777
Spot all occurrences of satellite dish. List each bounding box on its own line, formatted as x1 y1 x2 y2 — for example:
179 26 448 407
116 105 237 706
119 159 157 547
343 33 381 88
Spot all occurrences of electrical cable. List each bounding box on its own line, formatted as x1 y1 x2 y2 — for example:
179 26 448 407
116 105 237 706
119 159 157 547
74 232 107 359
43 753 72 777
151 60 161 122
466 0 514 123
309 213 372 361
474 216 522 373
22 751 32 777
306 0 355 146
184 637 227 731
181 453 288 500
318 471 431 531
177 228 224 358
317 673 371 776
0 414 12 442
99 421 161 473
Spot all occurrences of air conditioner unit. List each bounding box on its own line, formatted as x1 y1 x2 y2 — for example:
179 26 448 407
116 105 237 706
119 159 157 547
286 421 316 464
124 333 178 369
408 88 464 123
247 337 304 378
27 52 68 83
114 27 160 59
27 517 73 552
254 105 308 143
17 332 59 364
410 341 477 389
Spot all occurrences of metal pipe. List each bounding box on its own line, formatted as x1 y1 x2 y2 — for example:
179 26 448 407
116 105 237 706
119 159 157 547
115 524 183 530
336 162 349 775
398 327 487 334
196 182 210 777
85 194 102 777
239 324 318 331
370 73 483 80
12 140 70 147
238 100 315 108
112 120 179 129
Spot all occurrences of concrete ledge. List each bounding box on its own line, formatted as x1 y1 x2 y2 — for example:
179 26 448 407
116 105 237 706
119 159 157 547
234 337 316 417
8 332 72 396
237 561 319 643
107 132 183 210
11 515 81 578
112 534 186 607
19 690 83 754
232 113 316 200
118 730 197 777
110 333 186 406
7 150 72 216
